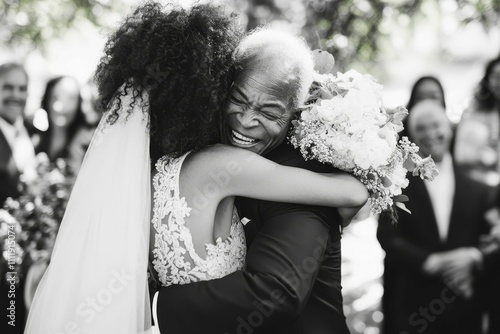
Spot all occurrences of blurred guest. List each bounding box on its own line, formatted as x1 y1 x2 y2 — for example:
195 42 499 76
401 76 447 140
33 76 89 173
482 190 500 334
454 55 500 186
0 63 36 205
66 78 101 173
407 76 447 111
0 62 35 333
377 100 498 334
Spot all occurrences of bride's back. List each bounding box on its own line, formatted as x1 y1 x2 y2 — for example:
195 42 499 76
149 146 246 287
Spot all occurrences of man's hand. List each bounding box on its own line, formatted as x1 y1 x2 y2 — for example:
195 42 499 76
422 253 445 276
441 248 482 299
422 248 482 299
485 207 500 243
490 224 500 242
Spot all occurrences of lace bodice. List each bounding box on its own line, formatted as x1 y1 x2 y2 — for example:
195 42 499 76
151 153 246 287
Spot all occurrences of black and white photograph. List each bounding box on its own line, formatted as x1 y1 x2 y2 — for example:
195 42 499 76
1 0 499 333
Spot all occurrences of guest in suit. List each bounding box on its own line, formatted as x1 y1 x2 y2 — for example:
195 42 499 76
0 62 35 334
483 190 500 334
377 100 498 334
153 29 365 334
0 62 36 205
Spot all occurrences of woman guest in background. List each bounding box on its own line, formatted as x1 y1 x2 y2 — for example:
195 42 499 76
32 76 95 173
400 76 447 139
66 78 101 173
454 55 500 185
407 76 446 111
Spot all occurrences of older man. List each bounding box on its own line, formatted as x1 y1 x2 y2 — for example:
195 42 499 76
0 63 35 204
154 30 359 334
377 100 499 334
0 62 35 334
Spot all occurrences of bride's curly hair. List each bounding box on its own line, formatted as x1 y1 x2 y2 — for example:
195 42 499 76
94 1 241 161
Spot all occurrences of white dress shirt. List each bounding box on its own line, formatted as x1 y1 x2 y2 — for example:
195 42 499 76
424 153 455 242
0 116 37 175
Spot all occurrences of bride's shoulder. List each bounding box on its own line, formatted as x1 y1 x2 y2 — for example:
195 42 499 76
199 144 258 158
193 144 262 166
153 146 265 174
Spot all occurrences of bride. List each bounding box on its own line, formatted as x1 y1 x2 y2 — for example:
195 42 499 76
25 2 367 333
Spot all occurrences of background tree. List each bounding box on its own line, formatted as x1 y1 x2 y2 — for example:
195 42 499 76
229 0 500 70
0 0 125 51
2 0 498 69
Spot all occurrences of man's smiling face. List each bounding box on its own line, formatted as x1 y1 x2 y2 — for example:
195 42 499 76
408 101 452 163
224 63 298 155
0 68 28 124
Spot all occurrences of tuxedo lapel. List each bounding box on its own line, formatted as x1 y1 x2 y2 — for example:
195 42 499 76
407 176 442 245
0 129 18 175
446 169 463 246
0 128 21 203
446 167 476 247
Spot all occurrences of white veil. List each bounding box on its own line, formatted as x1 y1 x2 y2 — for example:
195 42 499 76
25 89 152 333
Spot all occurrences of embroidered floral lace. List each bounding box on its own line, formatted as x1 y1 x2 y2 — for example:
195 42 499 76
151 153 246 287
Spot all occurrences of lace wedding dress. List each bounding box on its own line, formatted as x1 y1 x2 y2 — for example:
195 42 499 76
150 152 246 287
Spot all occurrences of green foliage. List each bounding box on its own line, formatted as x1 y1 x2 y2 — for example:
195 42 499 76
231 0 500 70
0 0 122 50
1 0 499 66
456 0 500 28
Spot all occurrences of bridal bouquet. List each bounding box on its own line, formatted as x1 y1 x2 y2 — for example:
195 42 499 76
290 56 438 222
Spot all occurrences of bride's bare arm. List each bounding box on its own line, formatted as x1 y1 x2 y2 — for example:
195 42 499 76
194 144 368 208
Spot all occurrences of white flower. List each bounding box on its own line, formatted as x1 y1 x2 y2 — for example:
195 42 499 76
315 101 340 124
290 68 437 221
378 125 398 150
385 164 409 196
300 109 312 122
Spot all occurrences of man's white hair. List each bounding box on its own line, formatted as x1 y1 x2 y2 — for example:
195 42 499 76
233 27 314 109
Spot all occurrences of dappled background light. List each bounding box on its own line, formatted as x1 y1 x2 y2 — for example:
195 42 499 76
2 0 498 124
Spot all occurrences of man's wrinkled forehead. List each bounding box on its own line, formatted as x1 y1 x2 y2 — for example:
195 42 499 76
234 56 299 98
0 66 28 82
408 101 449 132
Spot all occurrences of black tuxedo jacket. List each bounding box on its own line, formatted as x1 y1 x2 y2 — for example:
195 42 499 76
0 129 24 333
377 166 498 334
156 142 350 334
0 128 20 205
